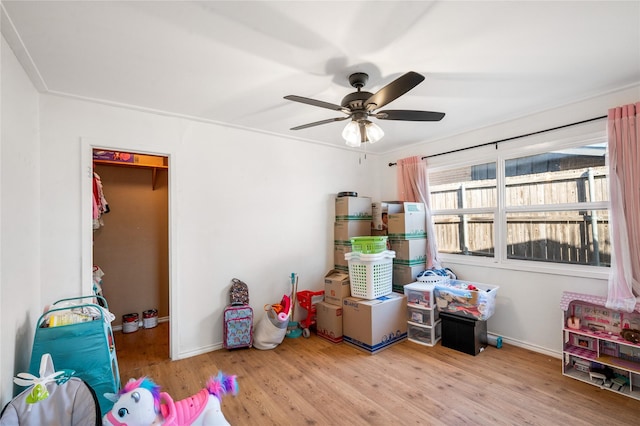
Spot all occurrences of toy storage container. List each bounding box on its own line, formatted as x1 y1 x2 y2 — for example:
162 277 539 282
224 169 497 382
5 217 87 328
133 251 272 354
345 250 395 299
404 282 441 347
434 280 499 321
29 296 120 414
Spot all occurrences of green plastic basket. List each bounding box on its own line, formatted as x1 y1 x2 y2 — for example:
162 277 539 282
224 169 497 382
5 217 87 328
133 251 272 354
350 236 388 254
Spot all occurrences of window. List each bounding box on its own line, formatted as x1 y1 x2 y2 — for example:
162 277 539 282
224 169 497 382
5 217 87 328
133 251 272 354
428 140 609 268
430 162 496 258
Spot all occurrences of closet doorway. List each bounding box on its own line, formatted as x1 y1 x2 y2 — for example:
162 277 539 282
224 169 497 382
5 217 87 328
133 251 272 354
92 149 170 363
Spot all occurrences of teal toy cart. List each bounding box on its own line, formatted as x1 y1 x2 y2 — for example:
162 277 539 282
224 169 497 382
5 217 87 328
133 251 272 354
29 295 120 415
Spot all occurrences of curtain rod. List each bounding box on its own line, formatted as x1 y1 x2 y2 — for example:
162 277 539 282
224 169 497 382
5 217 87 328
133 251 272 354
388 115 608 167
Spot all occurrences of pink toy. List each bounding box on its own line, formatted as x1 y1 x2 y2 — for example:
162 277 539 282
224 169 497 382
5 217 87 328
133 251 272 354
102 372 238 426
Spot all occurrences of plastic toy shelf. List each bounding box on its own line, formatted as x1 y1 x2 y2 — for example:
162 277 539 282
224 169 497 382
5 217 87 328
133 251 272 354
29 295 120 414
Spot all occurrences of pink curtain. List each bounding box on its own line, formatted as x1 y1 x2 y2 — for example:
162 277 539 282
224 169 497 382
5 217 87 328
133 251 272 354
606 102 640 312
397 156 441 269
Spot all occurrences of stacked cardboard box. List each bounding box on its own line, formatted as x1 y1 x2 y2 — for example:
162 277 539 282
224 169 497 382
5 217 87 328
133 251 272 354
323 269 351 306
342 292 408 354
387 202 428 293
329 195 412 350
371 201 388 236
334 196 371 272
316 270 350 343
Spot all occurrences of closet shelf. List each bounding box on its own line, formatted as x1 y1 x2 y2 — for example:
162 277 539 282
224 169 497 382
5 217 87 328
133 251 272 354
93 153 168 190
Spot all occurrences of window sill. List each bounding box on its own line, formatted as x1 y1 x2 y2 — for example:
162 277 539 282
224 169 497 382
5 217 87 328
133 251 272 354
439 253 610 280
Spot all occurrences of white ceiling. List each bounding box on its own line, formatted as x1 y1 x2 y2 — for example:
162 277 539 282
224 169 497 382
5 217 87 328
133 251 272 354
2 1 639 154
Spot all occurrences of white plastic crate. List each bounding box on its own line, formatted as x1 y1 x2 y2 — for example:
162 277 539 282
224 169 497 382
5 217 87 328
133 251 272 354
345 250 395 299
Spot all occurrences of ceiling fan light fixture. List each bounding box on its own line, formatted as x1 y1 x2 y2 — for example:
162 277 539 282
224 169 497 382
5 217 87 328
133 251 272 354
342 119 384 147
364 121 384 144
342 121 362 147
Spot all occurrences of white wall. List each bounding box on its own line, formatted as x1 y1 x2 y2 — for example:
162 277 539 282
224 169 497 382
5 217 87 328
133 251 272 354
379 84 640 355
0 36 41 404
38 95 381 359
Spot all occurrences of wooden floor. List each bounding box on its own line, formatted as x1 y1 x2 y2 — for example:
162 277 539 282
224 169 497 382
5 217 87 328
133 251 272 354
114 322 640 425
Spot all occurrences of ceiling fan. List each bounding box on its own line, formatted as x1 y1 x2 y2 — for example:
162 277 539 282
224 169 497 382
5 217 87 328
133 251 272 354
284 71 445 147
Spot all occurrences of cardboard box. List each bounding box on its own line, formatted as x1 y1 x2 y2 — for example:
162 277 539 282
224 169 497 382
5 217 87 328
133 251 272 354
335 196 372 221
333 243 351 268
342 293 408 354
392 283 408 294
390 238 427 266
333 265 349 273
316 301 343 343
371 202 388 231
324 269 351 306
386 202 404 214
334 220 371 244
393 263 426 286
388 202 426 240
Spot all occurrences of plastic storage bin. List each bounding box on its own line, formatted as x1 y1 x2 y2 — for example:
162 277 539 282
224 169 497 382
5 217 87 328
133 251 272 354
407 304 439 326
404 282 435 308
434 280 499 321
407 320 442 347
345 250 395 299
350 236 388 254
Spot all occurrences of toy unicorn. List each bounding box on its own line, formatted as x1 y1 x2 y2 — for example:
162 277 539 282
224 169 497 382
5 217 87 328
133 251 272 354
102 372 238 426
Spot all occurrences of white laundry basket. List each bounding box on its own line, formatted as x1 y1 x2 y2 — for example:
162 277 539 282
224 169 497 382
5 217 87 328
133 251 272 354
345 250 395 299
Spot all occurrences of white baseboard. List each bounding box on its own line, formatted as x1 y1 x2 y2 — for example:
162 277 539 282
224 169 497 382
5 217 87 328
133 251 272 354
174 343 224 361
489 333 561 359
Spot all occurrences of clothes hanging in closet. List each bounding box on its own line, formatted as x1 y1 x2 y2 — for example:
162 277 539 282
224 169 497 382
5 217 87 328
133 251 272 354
93 172 110 229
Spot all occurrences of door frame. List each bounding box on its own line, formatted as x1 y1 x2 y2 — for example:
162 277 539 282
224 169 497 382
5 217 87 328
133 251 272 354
80 137 177 360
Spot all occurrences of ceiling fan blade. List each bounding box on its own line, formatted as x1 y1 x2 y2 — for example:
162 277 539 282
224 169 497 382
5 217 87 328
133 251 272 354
377 110 445 121
284 95 348 113
364 71 425 111
290 116 350 130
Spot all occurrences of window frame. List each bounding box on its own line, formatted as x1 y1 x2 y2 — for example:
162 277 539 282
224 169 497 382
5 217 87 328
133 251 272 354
426 129 610 279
